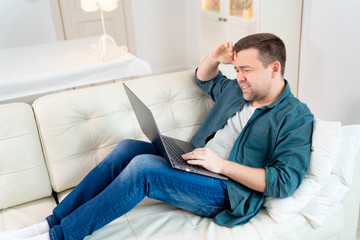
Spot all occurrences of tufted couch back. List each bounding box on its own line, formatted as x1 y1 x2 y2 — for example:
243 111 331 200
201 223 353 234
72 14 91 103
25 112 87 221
0 103 52 209
1 69 360 239
0 103 56 230
32 70 213 195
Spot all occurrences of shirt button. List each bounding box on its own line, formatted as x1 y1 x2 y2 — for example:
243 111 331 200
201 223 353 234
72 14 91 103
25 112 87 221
225 117 228 121
240 104 244 107
211 131 215 134
262 130 267 134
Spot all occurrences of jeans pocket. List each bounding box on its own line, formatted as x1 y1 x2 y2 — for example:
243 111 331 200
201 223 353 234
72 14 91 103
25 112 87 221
196 205 225 217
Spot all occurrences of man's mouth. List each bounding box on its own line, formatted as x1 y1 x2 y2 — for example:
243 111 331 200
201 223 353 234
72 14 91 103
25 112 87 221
241 85 250 90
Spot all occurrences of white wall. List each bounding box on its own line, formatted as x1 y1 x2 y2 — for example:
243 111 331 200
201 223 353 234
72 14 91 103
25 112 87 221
0 0 58 49
185 0 201 69
260 0 303 96
129 0 200 74
298 0 360 125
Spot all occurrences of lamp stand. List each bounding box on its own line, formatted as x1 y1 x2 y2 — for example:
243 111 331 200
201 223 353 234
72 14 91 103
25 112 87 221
93 8 128 60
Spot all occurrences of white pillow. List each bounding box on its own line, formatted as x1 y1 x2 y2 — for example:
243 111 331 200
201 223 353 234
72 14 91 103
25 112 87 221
300 125 360 228
264 118 341 222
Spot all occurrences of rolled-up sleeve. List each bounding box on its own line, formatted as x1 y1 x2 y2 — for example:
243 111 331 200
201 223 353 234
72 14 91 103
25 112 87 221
264 104 314 198
195 69 231 102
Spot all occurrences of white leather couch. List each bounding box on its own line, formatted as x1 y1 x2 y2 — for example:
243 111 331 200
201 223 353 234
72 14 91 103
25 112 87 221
1 70 360 240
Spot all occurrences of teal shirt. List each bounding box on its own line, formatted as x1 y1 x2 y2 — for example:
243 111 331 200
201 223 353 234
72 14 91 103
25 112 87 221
190 70 314 227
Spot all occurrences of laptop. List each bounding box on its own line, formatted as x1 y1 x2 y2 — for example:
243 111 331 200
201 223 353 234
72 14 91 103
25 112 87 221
123 83 228 180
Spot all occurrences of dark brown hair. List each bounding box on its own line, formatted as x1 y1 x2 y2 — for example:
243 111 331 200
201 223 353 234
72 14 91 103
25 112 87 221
234 33 286 76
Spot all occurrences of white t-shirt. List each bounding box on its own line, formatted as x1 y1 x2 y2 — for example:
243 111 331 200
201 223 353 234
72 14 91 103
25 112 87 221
205 102 257 159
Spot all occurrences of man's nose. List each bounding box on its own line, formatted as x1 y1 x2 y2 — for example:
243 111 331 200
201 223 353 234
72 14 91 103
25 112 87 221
237 71 246 81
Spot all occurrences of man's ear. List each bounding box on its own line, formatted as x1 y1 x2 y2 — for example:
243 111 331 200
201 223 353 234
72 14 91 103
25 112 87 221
271 61 281 78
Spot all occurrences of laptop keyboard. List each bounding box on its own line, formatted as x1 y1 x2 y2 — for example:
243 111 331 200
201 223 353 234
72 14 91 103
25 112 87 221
162 136 202 170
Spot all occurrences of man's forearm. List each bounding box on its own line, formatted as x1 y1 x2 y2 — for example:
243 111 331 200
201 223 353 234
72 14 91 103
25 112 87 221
182 147 266 193
197 42 235 81
219 160 266 193
196 55 220 82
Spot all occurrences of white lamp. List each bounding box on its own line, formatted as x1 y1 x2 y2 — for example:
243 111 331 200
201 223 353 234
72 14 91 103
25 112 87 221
80 0 127 60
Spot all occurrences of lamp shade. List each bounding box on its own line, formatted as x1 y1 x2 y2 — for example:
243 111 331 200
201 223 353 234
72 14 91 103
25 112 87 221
80 0 119 12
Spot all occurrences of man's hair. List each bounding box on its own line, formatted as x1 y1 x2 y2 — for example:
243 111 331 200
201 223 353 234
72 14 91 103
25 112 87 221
234 33 286 76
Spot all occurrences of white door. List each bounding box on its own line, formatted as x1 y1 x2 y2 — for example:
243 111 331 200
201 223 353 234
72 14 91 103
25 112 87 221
58 0 129 49
199 0 259 60
200 0 259 77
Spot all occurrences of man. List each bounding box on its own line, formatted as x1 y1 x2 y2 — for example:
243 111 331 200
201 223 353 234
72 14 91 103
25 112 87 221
183 33 314 226
1 33 313 240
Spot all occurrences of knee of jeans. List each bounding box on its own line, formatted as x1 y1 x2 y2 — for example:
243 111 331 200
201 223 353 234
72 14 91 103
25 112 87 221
107 139 143 161
99 139 136 169
128 154 166 179
115 139 137 151
129 154 154 171
114 139 157 156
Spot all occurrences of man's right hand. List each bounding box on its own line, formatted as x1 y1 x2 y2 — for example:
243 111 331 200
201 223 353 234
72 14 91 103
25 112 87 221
197 42 236 81
209 41 236 65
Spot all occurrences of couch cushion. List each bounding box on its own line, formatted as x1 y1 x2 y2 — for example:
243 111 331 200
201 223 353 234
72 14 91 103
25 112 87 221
0 197 56 231
250 205 343 240
0 103 52 209
58 188 345 240
32 83 134 192
57 190 261 240
82 197 345 240
32 70 212 193
85 198 261 240
123 70 213 141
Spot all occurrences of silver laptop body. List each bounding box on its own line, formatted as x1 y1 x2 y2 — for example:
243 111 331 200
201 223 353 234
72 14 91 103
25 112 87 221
123 83 228 180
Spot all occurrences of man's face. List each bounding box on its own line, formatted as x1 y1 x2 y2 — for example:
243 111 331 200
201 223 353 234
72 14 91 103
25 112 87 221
234 48 274 107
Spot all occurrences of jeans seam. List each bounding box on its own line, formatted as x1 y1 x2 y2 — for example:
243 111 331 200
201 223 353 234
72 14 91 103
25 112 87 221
153 178 227 200
71 186 141 239
195 205 225 217
50 228 56 240
47 217 54 228
150 178 227 216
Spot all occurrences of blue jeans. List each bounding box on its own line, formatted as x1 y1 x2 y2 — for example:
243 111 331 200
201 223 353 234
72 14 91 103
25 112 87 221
46 139 229 240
